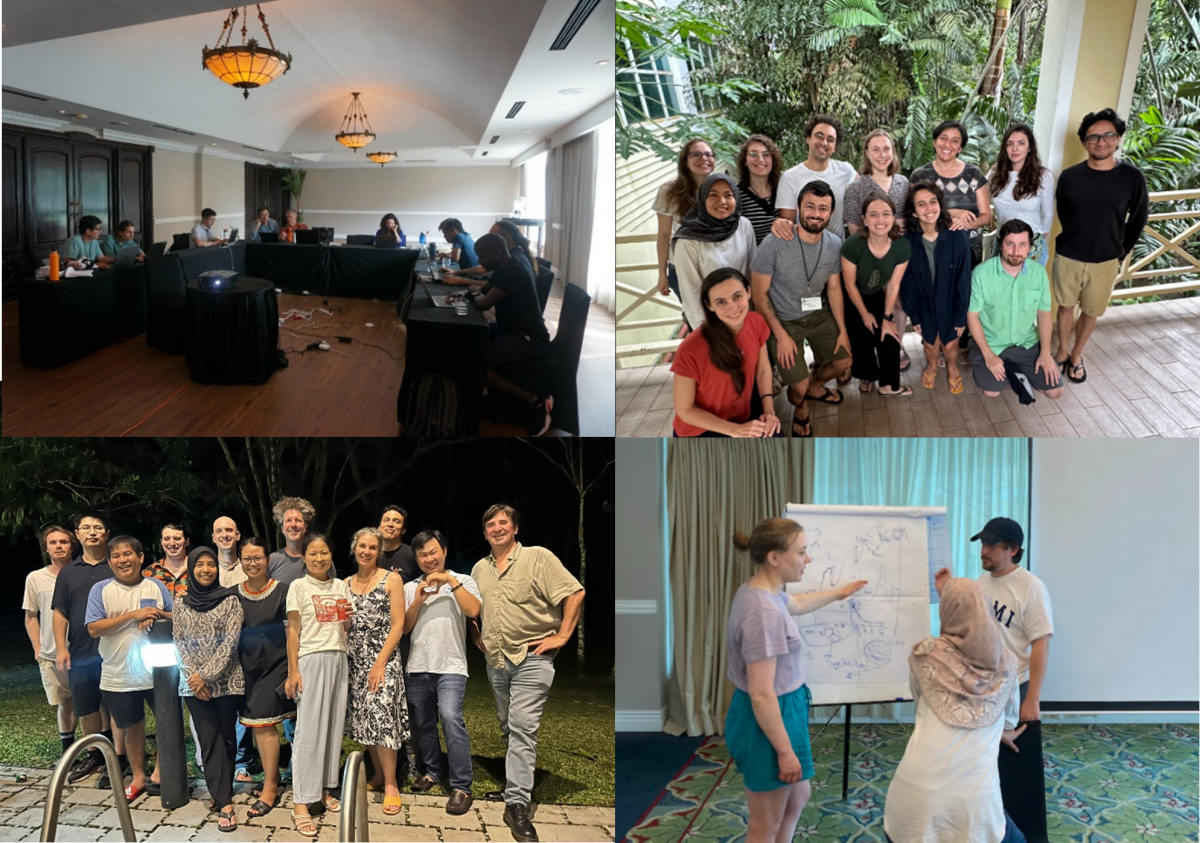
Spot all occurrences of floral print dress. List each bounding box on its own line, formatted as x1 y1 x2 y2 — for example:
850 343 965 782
345 572 411 748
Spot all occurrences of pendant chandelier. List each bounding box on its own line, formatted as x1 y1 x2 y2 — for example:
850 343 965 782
366 150 397 166
202 5 292 100
335 92 375 152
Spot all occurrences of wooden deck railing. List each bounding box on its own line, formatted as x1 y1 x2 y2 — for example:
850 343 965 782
616 189 1200 362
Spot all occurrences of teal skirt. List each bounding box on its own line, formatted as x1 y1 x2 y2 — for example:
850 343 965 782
725 683 815 792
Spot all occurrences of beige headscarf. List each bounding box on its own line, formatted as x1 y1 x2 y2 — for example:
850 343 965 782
909 578 1015 729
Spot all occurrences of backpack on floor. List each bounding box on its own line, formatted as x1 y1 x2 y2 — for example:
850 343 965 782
404 374 468 437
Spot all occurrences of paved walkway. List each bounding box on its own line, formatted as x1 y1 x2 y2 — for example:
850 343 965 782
0 766 615 842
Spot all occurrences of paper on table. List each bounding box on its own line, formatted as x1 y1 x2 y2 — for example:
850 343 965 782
64 266 94 277
927 513 951 604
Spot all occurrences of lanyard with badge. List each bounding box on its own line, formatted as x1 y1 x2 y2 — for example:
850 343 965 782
795 231 824 313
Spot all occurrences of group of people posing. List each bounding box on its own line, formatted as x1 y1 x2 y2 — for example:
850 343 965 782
25 499 584 842
659 108 1149 437
725 516 1053 843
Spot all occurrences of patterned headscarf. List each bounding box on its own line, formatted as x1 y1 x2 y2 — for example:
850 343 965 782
671 173 743 245
909 578 1015 729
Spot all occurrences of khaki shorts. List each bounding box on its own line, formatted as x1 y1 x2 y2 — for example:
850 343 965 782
1051 254 1120 318
39 658 72 706
767 308 851 386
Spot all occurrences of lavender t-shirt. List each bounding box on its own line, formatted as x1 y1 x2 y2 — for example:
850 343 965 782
726 583 805 696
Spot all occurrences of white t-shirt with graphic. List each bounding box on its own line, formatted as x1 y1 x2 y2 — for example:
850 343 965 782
977 566 1053 726
84 577 174 692
286 574 353 657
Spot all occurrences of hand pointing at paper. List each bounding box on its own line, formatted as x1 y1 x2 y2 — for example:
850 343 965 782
838 579 869 600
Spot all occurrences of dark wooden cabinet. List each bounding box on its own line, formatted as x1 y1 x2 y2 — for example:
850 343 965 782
2 127 153 298
244 162 288 233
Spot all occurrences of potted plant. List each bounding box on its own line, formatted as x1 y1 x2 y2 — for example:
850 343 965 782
281 167 307 223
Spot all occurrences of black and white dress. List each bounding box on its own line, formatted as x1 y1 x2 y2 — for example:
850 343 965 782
345 573 411 749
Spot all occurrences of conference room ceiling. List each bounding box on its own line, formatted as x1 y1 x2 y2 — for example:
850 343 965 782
1 0 613 167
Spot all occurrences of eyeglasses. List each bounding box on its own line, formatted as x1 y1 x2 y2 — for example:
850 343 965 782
78 526 105 533
1085 132 1119 144
687 151 715 160
746 151 770 160
240 556 266 564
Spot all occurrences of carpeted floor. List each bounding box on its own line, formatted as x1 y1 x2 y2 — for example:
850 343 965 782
624 722 1200 843
618 732 706 840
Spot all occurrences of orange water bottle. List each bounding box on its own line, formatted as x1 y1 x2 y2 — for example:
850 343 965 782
49 250 60 281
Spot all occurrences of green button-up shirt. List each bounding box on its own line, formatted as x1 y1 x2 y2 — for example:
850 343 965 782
61 234 102 262
99 235 144 258
968 256 1051 351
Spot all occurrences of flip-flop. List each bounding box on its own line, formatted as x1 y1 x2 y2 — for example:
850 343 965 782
791 411 813 438
217 808 238 833
246 796 277 819
879 385 913 397
949 374 964 394
807 386 844 405
859 381 875 393
124 784 144 802
1067 359 1087 383
921 369 937 390
899 349 911 371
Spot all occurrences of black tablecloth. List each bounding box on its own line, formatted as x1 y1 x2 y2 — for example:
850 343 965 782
329 246 420 300
397 280 488 431
244 243 329 293
146 244 247 354
18 267 147 368
184 277 279 385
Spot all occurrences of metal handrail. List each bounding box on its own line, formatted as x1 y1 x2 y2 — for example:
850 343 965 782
41 735 136 843
337 750 370 842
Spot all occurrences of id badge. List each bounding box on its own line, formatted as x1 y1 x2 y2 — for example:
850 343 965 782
801 296 822 312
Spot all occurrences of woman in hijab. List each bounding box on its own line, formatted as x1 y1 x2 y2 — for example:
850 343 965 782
671 172 757 332
883 576 1027 843
173 547 245 832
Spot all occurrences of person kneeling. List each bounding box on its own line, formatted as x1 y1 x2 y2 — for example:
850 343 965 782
671 268 780 438
966 220 1062 401
883 574 1027 843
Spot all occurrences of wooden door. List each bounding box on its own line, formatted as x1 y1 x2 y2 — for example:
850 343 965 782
25 136 74 255
245 162 286 231
74 143 114 235
2 133 24 259
117 149 147 249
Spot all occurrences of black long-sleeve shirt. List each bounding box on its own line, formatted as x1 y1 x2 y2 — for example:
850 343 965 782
1054 160 1149 262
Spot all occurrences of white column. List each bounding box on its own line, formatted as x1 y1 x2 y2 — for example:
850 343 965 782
1033 0 1088 177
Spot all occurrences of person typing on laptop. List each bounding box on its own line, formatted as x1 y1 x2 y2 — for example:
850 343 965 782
192 209 228 248
100 220 145 265
62 216 117 270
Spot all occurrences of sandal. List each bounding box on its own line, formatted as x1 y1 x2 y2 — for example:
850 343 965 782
949 374 964 394
859 381 875 393
921 368 937 390
899 349 911 371
879 385 913 397
383 793 403 816
791 411 813 438
292 811 318 838
234 767 254 783
1066 358 1087 383
322 793 341 813
217 808 238 833
246 796 277 819
807 386 844 405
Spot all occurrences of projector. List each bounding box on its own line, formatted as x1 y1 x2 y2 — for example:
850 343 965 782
198 270 239 291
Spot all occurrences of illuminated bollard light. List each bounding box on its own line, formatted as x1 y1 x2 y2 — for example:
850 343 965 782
144 619 189 810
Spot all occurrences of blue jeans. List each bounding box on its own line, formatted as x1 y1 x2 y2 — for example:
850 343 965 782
407 673 472 792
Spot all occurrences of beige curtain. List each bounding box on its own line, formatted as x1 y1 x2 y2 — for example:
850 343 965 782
545 131 597 294
664 439 814 737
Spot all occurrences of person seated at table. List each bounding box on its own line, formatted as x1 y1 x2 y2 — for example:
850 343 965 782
442 220 534 284
62 215 117 270
99 220 145 264
249 207 279 242
467 233 554 436
437 218 478 270
192 209 228 249
374 213 407 247
280 209 309 244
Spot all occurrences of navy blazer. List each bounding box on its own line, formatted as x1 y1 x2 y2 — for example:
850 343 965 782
900 229 972 346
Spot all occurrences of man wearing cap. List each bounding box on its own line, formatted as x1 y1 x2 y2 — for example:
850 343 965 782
971 516 1053 843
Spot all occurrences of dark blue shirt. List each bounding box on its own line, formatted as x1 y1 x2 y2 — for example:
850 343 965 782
51 556 116 661
374 228 407 247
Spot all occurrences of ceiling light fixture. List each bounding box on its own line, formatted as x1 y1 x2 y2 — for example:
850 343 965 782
202 5 292 100
335 92 375 152
596 60 609 65
558 87 585 95
366 150 397 167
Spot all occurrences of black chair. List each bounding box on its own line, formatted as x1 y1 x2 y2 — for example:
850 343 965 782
346 234 374 246
534 257 554 314
171 233 192 252
507 282 591 435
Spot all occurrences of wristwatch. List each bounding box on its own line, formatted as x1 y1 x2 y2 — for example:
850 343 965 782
883 313 895 322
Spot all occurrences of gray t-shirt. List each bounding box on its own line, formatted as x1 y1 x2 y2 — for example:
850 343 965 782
269 549 338 584
403 573 482 677
726 583 805 697
922 236 938 289
751 230 843 322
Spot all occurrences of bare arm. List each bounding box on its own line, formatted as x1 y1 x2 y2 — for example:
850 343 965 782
656 213 673 293
787 580 867 615
557 589 585 641
24 612 41 660
286 610 301 688
826 271 850 352
883 261 908 318
1020 635 1050 722
746 657 803 782
375 576 407 666
53 612 70 671
673 376 740 437
973 184 993 229
840 257 870 326
755 345 776 420
750 271 784 337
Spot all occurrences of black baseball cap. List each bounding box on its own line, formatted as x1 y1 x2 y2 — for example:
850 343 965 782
970 517 1024 546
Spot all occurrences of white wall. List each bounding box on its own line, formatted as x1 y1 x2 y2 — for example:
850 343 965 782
1032 439 1199 707
615 438 668 731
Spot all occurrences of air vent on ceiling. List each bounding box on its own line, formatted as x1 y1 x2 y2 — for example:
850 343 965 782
152 123 197 136
505 101 525 119
550 0 599 50
490 135 500 144
242 144 266 152
482 151 489 157
2 88 49 102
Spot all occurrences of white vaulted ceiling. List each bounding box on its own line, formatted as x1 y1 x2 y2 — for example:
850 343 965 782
1 0 613 167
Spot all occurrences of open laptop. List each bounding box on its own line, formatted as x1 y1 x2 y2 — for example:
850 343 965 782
112 247 139 270
418 274 457 308
227 227 239 243
258 231 280 243
374 232 399 249
147 241 167 258
296 229 320 245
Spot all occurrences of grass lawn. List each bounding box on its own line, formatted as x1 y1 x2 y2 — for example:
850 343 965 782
0 662 614 807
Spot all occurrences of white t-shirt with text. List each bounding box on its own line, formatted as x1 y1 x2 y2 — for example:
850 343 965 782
286 574 353 657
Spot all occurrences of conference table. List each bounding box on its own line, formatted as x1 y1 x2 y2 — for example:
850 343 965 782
397 268 489 433
18 266 147 368
184 277 279 384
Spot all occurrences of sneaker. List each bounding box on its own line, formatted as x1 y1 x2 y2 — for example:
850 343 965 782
503 803 539 842
67 751 104 784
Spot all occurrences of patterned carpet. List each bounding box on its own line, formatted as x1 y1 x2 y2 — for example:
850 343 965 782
624 722 1200 843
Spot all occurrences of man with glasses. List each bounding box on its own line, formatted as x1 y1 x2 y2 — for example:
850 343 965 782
773 114 858 237
1051 108 1148 385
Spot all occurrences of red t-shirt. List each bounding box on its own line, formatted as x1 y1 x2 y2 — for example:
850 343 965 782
671 311 770 437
